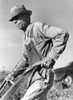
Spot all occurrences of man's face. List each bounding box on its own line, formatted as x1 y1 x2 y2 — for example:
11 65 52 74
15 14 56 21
13 13 30 31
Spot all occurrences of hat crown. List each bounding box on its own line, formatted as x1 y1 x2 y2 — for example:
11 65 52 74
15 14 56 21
9 5 32 21
11 5 26 16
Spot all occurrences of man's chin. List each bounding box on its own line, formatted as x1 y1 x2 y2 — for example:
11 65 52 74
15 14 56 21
18 27 26 31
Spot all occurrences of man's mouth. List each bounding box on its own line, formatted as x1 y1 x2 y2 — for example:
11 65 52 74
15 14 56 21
17 23 23 28
17 22 27 29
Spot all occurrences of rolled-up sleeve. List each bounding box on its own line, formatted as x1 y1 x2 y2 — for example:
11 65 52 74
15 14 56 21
48 30 69 60
44 25 69 60
35 22 69 61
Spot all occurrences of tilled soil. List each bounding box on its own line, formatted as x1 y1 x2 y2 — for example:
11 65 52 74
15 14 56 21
0 71 73 100
47 81 73 100
12 81 73 100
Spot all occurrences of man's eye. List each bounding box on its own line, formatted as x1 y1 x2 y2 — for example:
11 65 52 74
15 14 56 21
14 16 19 20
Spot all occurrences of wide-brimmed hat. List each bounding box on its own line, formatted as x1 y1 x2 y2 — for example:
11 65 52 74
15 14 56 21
9 5 32 21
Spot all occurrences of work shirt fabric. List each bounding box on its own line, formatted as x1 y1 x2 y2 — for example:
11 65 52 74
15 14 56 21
21 22 69 87
23 22 69 63
11 22 69 88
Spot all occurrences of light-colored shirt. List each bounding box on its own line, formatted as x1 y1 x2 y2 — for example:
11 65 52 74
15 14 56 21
12 22 69 88
23 22 69 63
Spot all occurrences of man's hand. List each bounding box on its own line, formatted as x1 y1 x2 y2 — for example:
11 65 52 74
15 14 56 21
41 58 55 68
6 74 14 81
44 79 49 85
41 59 48 68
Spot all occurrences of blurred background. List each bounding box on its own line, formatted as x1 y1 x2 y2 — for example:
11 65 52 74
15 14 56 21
0 0 73 71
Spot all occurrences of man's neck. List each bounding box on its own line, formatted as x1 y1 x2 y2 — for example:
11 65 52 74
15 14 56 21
22 22 31 32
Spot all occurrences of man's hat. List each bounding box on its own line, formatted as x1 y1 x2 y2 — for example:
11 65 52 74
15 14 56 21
9 5 32 21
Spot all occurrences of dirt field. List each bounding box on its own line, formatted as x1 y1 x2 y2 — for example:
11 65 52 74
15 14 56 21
47 81 73 100
16 81 73 100
0 71 73 100
6 80 73 100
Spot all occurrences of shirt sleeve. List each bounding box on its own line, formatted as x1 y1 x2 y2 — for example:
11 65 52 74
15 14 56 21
11 36 29 78
35 22 69 61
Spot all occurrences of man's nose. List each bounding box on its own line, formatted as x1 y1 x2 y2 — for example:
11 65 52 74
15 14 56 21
13 20 17 24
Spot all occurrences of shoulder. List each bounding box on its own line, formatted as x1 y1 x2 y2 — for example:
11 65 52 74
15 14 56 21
34 22 42 26
26 22 42 31
33 22 43 28
33 22 48 32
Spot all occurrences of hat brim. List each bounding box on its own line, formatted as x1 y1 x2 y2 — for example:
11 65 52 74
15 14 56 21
9 10 32 22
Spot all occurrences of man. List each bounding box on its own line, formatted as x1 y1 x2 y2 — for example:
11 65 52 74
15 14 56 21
8 5 69 100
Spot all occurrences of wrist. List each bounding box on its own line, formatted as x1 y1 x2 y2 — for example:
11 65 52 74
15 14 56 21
45 58 55 69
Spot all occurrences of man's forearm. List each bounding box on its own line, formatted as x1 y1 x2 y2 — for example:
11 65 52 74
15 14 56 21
11 61 29 78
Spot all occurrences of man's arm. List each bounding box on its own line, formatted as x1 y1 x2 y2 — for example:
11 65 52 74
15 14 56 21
45 26 69 61
11 55 29 79
35 22 69 68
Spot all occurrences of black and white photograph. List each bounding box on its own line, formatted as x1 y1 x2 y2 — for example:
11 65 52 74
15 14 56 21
0 0 73 100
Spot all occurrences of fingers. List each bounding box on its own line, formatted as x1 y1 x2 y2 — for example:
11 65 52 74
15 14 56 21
41 62 48 68
41 62 46 67
6 74 14 81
